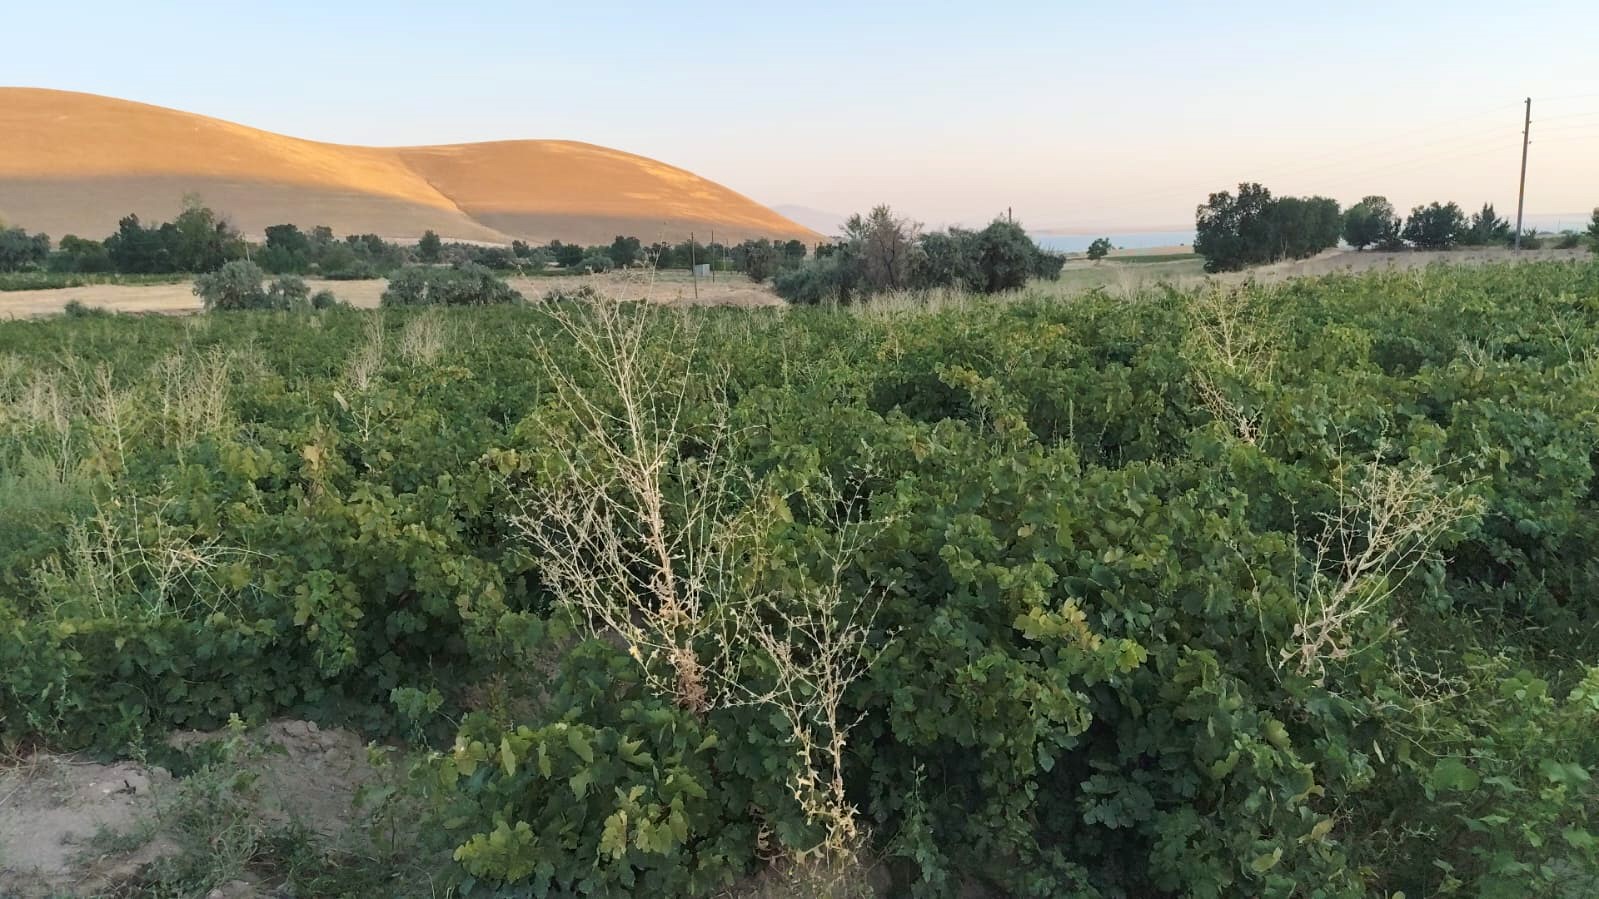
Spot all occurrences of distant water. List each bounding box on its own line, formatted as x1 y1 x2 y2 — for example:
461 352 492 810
1034 230 1196 252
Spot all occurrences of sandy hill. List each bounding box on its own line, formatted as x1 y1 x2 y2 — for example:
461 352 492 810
0 88 819 246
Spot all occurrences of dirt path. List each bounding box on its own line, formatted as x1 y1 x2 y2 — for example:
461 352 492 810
0 270 783 318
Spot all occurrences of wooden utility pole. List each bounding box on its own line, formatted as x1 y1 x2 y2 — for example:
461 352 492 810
689 232 699 301
1514 97 1531 251
709 230 716 283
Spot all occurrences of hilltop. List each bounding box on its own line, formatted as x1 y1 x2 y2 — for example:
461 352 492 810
0 88 818 246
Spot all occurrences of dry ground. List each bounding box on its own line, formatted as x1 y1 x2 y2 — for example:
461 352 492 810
0 721 380 899
1 247 1590 320
0 270 783 318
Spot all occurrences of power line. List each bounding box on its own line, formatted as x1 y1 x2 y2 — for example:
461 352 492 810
1041 96 1584 232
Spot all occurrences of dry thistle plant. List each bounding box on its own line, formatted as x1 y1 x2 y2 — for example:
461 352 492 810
509 295 890 870
344 313 387 392
1285 452 1481 682
32 495 258 623
509 297 738 716
1182 284 1280 444
720 487 887 875
152 346 235 457
398 308 448 365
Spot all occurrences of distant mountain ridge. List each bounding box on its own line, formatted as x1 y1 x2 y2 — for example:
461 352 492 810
771 204 846 237
0 88 820 246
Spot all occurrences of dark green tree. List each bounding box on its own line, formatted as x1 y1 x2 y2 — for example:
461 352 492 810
1585 208 1599 255
548 241 585 268
261 224 313 273
1342 196 1396 250
48 235 113 273
1195 183 1273 272
0 227 50 272
974 219 1039 293
105 215 172 273
913 229 980 291
1462 203 1511 246
1086 237 1112 261
607 235 642 268
418 230 443 264
167 200 243 272
1402 202 1466 250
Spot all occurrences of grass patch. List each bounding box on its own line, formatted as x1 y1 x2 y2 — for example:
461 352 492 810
1112 251 1198 263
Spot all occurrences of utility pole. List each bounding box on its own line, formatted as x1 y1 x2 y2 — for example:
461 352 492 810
709 229 715 283
1514 97 1531 251
689 232 699 302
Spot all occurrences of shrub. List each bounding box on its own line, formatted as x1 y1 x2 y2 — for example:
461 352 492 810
1554 231 1580 250
62 299 111 318
268 275 311 310
380 263 522 307
320 260 378 280
542 284 603 304
193 260 271 311
773 255 854 305
310 289 342 310
577 253 615 274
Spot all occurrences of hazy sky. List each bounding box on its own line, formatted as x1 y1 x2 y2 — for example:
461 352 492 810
4 0 1598 232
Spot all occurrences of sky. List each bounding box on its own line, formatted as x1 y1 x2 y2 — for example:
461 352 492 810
4 0 1598 234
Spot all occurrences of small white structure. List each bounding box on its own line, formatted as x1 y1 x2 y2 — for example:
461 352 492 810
692 263 711 278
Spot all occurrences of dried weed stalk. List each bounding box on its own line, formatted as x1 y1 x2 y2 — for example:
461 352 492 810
1182 285 1279 444
1286 454 1480 681
509 296 889 868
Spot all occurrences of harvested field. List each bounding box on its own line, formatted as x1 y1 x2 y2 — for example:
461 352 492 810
0 270 783 318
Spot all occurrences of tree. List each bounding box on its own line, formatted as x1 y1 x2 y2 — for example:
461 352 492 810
973 219 1038 293
549 241 585 268
49 235 113 273
0 227 50 272
418 230 443 264
608 235 642 268
1343 196 1396 251
912 230 979 291
105 215 172 274
844 205 917 293
261 224 312 273
1462 203 1511 246
167 200 243 272
743 240 779 283
1195 183 1274 272
1402 202 1466 250
1086 237 1112 261
1586 208 1599 255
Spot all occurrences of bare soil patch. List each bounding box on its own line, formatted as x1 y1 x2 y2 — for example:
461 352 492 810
0 270 782 319
0 720 376 899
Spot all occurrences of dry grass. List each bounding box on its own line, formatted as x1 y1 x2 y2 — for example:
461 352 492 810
1 87 819 246
1286 453 1482 682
